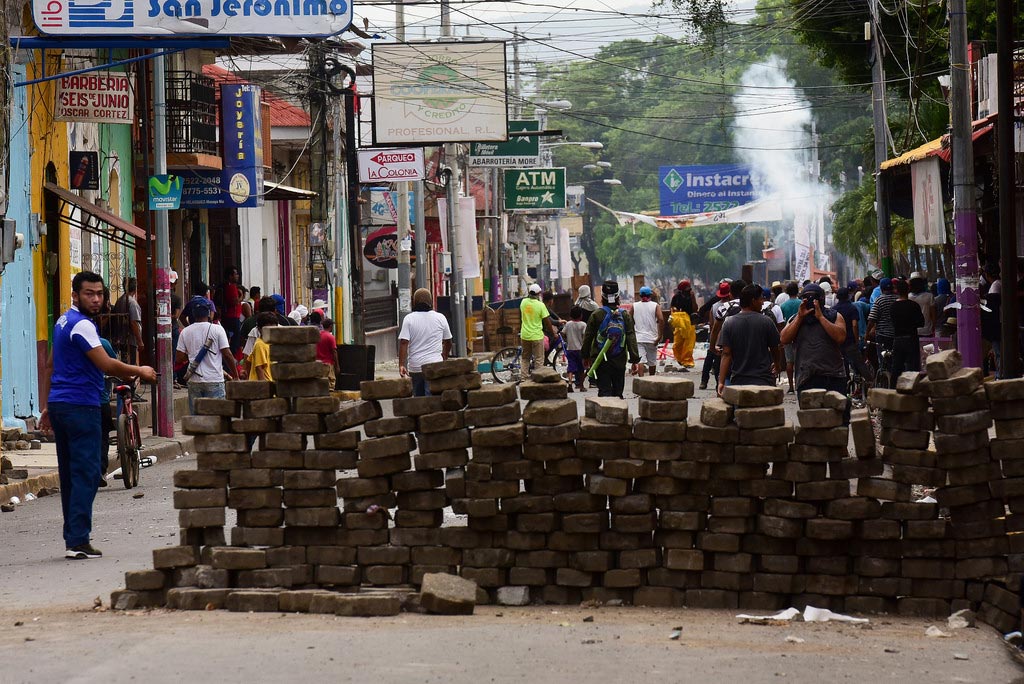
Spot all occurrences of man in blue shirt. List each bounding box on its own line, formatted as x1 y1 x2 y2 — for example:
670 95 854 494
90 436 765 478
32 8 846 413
44 272 156 560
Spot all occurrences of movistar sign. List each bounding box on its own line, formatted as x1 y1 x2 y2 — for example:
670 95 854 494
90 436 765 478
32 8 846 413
33 0 351 36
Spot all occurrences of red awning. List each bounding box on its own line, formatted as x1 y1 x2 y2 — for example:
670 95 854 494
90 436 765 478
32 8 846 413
44 183 148 249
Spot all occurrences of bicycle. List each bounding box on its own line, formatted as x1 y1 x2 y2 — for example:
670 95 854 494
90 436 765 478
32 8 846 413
113 380 143 489
491 331 568 384
873 340 895 390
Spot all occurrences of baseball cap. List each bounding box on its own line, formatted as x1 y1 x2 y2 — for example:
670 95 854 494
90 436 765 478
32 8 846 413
801 283 824 299
880 277 894 291
528 283 542 295
716 281 731 298
602 280 619 296
678 279 690 290
193 300 211 318
639 286 653 297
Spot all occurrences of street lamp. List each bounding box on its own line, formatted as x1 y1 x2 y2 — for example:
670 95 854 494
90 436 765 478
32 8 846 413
583 162 612 171
542 141 604 150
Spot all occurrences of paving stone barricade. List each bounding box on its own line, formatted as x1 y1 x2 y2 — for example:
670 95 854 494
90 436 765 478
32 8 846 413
111 344 1024 627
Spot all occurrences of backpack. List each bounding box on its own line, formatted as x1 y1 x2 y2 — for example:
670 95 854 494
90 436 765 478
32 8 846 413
596 306 626 358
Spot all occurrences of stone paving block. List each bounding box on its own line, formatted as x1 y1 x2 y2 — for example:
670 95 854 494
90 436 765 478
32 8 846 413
933 429 989 453
878 409 934 432
125 569 167 592
211 547 267 570
335 594 402 616
925 349 962 381
360 377 414 400
526 421 581 445
153 546 200 569
416 411 466 434
177 507 227 529
294 395 340 414
173 469 228 489
518 381 568 401
357 453 412 478
304 449 358 470
276 378 331 398
576 417 632 441
467 384 519 408
226 590 281 612
633 377 694 400
416 429 469 454
931 389 988 415
236 568 294 589
986 378 1024 402
264 326 320 345
225 381 274 401
283 488 338 507
180 415 229 435
850 415 876 459
523 399 578 426
686 419 739 444
867 388 929 412
392 396 445 416
281 413 326 434
472 423 525 447
584 397 631 424
856 478 911 502
420 572 478 614
465 403 522 427
358 434 416 459
271 362 328 381
632 419 686 442
232 418 278 434
796 409 843 429
314 431 360 451
423 357 476 380
720 385 783 407
928 368 983 398
228 487 283 510
364 416 417 438
250 450 303 469
637 398 686 422
194 434 249 453
193 398 241 417
166 588 232 610
734 406 786 429
428 373 483 393
996 419 1024 440
699 398 733 427
739 424 794 446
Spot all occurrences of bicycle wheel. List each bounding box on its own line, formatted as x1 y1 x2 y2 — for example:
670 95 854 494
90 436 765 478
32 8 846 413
491 347 522 384
129 414 142 485
874 370 893 391
117 414 139 489
550 346 568 381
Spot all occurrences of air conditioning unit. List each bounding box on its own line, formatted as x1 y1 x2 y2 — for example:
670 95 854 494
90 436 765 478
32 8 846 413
976 53 998 118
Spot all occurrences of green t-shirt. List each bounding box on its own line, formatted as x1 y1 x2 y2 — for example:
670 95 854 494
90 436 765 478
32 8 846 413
519 298 550 341
781 298 802 323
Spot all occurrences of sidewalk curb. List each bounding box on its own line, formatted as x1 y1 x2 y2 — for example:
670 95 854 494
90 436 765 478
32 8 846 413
0 435 194 505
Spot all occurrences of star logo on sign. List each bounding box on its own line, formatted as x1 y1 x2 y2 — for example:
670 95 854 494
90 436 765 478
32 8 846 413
515 132 532 143
540 191 555 204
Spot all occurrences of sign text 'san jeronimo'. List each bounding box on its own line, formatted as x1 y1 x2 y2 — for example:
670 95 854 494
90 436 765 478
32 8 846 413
503 167 567 211
358 147 425 183
55 72 135 124
371 41 509 145
33 0 351 36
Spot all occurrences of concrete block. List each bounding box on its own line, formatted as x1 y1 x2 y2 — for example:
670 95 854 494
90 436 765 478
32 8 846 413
467 384 519 408
420 572 477 615
225 381 274 400
699 398 733 427
360 377 414 400
734 406 786 429
523 399 578 426
271 362 329 381
584 397 631 424
633 376 694 400
720 384 783 407
925 349 962 381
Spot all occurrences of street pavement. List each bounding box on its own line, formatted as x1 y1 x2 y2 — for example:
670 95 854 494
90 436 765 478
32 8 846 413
1 370 1018 683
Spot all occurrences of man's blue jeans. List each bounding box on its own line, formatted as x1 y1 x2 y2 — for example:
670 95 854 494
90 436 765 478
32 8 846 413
49 402 102 548
410 372 430 397
187 381 226 414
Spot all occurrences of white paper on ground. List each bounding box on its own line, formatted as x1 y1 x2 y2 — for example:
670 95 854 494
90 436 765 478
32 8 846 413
803 606 869 624
736 607 802 622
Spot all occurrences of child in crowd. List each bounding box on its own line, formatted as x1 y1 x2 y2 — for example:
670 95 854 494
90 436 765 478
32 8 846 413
563 306 588 392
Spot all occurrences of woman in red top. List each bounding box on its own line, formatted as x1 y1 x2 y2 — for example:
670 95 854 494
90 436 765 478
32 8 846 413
310 311 340 389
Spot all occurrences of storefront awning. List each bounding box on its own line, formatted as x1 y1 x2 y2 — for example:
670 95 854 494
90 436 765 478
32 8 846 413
264 181 317 201
879 138 945 170
44 183 148 249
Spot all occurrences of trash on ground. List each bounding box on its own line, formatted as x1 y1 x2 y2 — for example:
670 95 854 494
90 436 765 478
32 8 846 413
784 635 805 644
802 606 869 624
925 625 951 638
132 492 145 499
669 627 682 640
952 653 969 661
884 647 899 653
582 615 594 622
736 607 801 624
947 609 976 630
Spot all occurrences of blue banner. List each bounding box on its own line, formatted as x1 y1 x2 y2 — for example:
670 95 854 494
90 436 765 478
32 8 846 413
221 83 264 209
659 164 755 215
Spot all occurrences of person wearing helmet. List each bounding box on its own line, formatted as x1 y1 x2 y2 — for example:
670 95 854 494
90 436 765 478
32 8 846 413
670 279 696 315
633 286 664 376
520 283 552 378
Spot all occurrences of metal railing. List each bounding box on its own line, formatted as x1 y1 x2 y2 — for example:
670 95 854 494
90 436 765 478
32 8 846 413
166 70 217 156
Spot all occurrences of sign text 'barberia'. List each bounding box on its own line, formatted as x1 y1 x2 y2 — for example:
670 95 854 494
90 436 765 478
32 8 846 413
55 72 134 124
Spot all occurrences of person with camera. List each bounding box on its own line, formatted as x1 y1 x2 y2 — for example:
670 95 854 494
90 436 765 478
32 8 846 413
175 300 238 413
780 283 849 417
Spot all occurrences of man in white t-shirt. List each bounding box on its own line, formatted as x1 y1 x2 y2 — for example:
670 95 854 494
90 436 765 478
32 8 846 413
632 286 664 376
399 288 453 396
175 301 238 413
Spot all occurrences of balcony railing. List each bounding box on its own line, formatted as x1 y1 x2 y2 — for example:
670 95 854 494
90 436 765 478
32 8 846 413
166 70 218 156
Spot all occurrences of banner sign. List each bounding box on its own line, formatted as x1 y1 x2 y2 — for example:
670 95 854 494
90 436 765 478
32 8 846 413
504 168 566 211
358 148 425 182
220 83 264 209
363 226 402 269
469 120 540 167
34 0 351 36
148 174 183 210
55 72 134 124
793 242 812 284
369 188 417 225
69 151 99 190
372 41 508 145
659 164 755 215
911 157 945 246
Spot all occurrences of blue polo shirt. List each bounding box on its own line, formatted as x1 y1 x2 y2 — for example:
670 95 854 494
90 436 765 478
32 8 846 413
50 305 103 406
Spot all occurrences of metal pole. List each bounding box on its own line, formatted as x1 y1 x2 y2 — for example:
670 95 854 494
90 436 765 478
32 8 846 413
556 216 564 293
332 103 349 340
512 28 522 119
949 0 982 368
344 86 364 345
443 163 466 355
414 181 426 290
137 57 158 431
397 182 411 324
152 52 173 435
997 0 1019 378
869 3 893 276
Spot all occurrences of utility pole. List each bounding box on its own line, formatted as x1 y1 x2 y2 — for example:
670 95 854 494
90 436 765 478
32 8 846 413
152 52 174 437
996 0 1019 378
343 79 364 345
949 0 982 368
512 27 522 119
309 45 329 284
441 0 466 355
395 7 412 324
868 3 892 276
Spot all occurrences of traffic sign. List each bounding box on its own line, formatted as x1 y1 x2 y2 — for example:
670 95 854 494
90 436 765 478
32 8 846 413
469 120 540 167
503 168 566 211
358 148 425 182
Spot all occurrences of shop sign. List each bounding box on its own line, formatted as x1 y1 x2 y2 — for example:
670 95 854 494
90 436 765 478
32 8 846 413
34 0 351 37
55 72 134 124
220 83 264 209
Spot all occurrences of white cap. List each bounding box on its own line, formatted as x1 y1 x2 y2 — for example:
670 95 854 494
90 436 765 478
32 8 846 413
528 284 542 294
312 299 328 309
910 271 924 280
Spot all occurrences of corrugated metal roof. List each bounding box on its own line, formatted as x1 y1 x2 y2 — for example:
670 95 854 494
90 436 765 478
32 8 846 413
202 64 311 128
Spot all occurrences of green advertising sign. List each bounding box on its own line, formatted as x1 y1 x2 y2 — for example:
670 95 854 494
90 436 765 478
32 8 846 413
470 120 540 167
504 167 566 211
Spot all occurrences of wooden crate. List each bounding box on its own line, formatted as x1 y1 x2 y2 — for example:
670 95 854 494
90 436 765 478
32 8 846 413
484 306 521 351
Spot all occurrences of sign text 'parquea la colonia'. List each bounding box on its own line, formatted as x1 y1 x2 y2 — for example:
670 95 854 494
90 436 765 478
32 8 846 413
33 0 351 36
